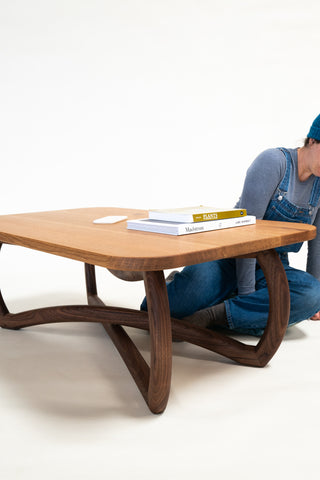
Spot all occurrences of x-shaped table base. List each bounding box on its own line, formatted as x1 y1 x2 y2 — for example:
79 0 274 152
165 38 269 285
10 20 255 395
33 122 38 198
0 246 289 414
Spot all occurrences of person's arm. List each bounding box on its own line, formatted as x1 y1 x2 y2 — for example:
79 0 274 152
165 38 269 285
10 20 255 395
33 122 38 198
307 210 320 280
235 149 286 295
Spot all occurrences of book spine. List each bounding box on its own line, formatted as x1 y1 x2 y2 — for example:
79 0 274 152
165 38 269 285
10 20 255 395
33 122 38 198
179 216 255 235
192 209 247 222
127 216 256 235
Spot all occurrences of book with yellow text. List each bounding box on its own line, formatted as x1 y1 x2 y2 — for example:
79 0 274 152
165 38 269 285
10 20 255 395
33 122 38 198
148 206 247 223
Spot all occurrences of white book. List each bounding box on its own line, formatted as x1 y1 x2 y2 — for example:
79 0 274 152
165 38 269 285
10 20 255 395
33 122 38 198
127 215 256 236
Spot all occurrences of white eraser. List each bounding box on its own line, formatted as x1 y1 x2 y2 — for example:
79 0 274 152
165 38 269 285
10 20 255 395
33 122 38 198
93 215 128 224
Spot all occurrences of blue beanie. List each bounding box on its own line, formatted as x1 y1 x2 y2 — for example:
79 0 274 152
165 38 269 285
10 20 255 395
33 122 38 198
307 114 320 141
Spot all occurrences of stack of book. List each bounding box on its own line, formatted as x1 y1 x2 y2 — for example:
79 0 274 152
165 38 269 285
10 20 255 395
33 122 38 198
126 206 256 236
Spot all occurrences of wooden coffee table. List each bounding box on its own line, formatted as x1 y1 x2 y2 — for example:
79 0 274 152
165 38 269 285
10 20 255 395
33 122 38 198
0 207 316 413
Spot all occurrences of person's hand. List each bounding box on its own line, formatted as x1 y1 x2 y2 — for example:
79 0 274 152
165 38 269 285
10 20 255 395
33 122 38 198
310 311 320 320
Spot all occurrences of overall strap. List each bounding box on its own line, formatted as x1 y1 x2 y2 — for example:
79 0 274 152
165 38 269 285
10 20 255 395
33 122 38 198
309 176 320 207
277 148 291 192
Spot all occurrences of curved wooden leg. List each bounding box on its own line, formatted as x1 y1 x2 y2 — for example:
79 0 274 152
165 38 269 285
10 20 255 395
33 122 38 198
170 249 290 367
254 250 290 365
0 254 172 413
143 271 172 414
85 264 172 414
0 287 9 317
0 243 9 318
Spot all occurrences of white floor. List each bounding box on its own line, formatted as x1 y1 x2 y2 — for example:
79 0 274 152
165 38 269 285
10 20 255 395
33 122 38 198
1 0 320 478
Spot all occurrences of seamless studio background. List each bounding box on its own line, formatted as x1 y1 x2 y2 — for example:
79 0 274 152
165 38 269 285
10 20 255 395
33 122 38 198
1 1 320 479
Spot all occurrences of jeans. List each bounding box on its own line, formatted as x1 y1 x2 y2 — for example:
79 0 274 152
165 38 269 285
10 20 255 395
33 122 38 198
140 256 320 336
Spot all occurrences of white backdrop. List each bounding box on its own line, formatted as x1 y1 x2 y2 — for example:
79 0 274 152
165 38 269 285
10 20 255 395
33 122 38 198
1 1 320 479
1 0 319 216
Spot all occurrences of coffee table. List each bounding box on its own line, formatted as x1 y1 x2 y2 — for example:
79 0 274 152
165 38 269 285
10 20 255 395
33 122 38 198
0 207 316 413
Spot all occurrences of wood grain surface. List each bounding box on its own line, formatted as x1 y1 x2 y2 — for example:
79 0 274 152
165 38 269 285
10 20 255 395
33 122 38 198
0 207 316 271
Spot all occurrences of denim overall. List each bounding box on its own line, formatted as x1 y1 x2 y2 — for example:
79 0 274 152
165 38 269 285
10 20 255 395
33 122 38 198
265 148 320 254
141 149 320 335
